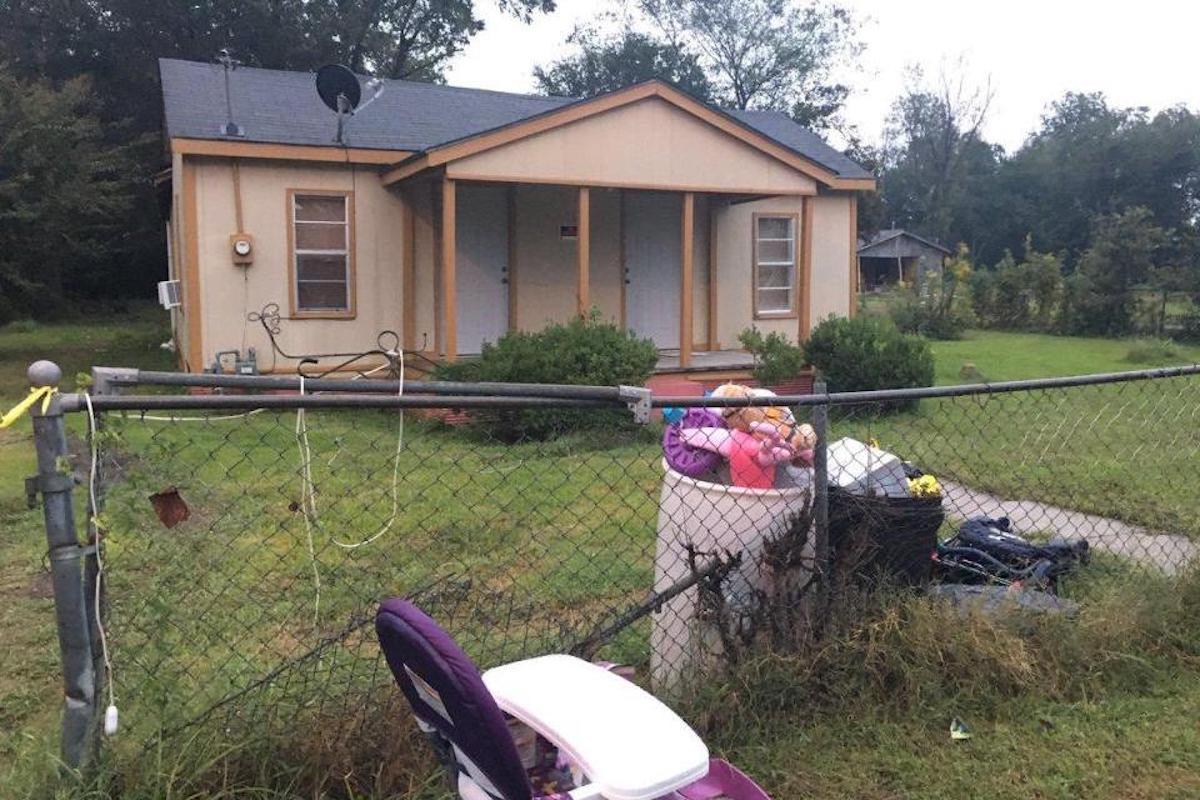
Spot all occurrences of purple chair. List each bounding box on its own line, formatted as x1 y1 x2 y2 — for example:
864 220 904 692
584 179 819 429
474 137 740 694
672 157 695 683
376 598 772 800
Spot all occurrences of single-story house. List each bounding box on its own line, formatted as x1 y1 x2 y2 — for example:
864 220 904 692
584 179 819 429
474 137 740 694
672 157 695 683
158 58 875 381
857 229 951 291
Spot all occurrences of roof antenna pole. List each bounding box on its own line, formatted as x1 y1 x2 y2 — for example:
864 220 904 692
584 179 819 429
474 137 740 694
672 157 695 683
216 49 245 138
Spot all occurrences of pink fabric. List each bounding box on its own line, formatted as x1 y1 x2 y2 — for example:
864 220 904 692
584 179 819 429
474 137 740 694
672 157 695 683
726 431 776 489
678 427 796 489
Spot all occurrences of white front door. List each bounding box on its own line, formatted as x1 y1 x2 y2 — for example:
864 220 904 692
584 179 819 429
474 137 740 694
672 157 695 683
456 185 509 354
624 192 681 349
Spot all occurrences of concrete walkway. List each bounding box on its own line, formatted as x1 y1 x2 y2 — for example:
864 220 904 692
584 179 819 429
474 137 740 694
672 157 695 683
940 480 1197 574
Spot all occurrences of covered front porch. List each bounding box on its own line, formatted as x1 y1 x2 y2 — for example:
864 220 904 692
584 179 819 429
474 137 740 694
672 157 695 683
395 178 737 369
381 82 844 371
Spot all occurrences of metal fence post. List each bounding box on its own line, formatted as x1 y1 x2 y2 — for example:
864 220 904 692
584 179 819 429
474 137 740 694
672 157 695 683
28 360 96 769
811 380 830 596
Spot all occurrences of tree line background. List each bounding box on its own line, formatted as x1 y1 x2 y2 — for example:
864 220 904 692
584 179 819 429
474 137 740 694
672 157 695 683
1 0 1197 337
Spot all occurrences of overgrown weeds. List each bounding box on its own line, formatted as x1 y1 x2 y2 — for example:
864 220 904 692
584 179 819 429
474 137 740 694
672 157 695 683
685 566 1200 739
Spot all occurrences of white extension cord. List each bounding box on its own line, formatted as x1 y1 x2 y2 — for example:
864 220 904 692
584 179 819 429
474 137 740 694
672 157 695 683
83 392 118 736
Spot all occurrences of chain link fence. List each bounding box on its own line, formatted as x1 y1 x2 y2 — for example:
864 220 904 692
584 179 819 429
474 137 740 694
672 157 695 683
23 361 1200 794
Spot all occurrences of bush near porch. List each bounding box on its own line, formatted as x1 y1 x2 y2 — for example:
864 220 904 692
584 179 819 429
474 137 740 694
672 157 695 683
432 312 658 441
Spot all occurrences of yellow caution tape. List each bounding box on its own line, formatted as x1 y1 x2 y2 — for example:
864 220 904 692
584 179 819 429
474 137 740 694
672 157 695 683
0 386 58 429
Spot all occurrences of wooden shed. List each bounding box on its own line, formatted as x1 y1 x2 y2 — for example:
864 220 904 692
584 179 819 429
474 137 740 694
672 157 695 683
857 229 951 291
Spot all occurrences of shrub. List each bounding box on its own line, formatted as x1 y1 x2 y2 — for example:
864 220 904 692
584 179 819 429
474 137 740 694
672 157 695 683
737 327 805 386
970 241 1065 331
889 244 974 340
889 288 973 340
1177 308 1200 343
431 312 658 441
803 315 934 410
1 318 38 334
1123 337 1180 364
1062 208 1167 336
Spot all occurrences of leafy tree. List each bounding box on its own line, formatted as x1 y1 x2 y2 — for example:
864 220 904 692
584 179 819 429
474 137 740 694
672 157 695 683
0 0 556 311
843 136 887 240
877 65 1001 247
534 27 712 99
1062 207 1167 336
538 0 859 130
990 94 1200 267
641 0 857 126
0 70 141 320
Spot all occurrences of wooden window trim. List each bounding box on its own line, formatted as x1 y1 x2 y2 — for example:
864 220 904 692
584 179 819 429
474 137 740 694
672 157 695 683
286 188 357 320
751 211 800 320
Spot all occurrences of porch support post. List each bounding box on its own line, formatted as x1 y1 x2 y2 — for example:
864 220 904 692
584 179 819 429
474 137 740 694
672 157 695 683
400 188 416 350
707 199 719 351
441 177 457 361
800 195 814 339
680 192 695 367
577 186 590 316
848 194 858 317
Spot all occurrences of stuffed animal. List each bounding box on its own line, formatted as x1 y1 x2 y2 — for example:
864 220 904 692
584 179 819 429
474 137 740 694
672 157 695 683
710 383 817 460
677 423 796 489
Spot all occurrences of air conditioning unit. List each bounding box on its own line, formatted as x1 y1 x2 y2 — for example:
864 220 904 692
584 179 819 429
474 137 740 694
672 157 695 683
157 280 182 310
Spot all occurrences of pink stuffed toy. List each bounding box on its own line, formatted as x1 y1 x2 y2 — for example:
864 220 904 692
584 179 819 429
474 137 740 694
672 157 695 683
678 422 796 489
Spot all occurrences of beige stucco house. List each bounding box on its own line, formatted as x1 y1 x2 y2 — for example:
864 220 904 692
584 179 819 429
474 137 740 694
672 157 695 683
159 58 874 379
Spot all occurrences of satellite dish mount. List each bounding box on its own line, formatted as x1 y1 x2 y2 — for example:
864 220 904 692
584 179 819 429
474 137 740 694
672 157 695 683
315 64 383 146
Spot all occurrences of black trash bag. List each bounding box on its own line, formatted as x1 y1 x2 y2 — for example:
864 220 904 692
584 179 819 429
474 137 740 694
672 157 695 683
933 516 1089 593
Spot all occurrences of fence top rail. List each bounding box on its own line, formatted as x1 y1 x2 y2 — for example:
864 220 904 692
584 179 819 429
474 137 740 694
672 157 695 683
58 393 621 413
44 360 1200 414
654 362 1200 408
91 367 629 402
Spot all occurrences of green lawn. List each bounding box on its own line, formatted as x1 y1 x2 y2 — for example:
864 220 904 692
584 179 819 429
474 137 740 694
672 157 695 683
1 319 1198 799
928 330 1200 385
829 330 1200 539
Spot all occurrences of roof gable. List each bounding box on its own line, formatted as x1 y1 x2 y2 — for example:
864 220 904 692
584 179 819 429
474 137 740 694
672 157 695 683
858 229 952 257
385 80 871 190
445 94 820 194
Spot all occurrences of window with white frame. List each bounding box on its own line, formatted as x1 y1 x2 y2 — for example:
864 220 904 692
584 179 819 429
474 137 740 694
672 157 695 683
754 215 797 316
292 192 352 314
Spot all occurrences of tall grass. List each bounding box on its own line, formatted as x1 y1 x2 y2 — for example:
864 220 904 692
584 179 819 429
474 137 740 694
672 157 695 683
685 566 1200 742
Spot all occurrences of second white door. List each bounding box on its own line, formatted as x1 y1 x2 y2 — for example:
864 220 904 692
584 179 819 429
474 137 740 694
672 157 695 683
624 192 681 349
455 186 509 354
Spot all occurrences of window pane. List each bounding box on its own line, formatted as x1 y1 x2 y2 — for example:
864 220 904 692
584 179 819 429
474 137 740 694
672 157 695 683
297 253 347 281
757 287 792 313
757 239 793 264
758 263 792 289
757 216 793 240
297 281 348 310
295 221 346 250
294 195 346 222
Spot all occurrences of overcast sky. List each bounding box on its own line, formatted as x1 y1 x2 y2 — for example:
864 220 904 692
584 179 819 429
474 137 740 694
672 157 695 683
446 0 1200 153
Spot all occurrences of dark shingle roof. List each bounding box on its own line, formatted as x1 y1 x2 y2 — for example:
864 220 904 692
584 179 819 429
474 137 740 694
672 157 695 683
160 58 871 179
726 108 872 179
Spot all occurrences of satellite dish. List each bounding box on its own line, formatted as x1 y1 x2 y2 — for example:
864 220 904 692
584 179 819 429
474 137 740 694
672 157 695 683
316 64 361 113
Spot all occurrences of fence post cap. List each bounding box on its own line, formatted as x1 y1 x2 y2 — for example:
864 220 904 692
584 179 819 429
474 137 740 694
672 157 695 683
28 360 62 388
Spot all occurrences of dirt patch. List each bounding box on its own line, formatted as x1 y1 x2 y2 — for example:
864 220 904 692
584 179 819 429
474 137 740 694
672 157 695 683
24 571 53 599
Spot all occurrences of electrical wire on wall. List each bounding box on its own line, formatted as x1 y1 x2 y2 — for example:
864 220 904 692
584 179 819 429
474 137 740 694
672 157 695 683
246 303 435 378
